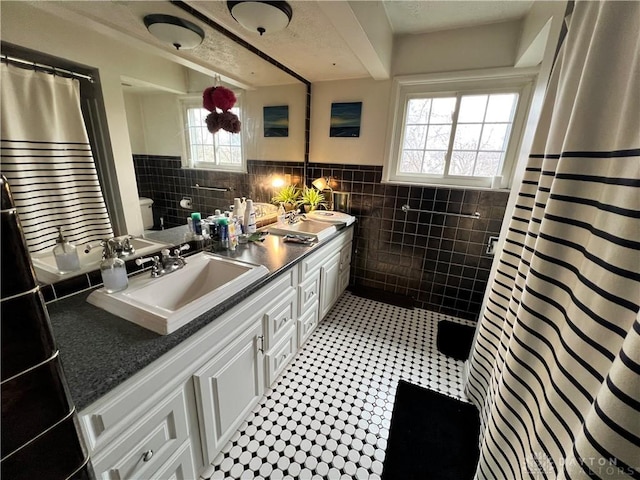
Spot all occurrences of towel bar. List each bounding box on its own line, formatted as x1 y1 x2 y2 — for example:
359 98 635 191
401 204 480 219
193 184 231 192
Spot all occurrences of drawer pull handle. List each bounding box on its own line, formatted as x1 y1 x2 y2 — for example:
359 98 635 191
142 450 154 462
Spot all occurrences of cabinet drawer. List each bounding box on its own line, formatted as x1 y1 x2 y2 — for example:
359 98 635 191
339 244 352 271
266 326 296 386
298 228 353 277
92 387 190 480
298 269 320 316
151 439 197 480
298 305 318 347
264 291 296 350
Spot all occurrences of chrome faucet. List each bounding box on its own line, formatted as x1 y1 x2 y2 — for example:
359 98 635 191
284 211 306 225
136 244 190 278
113 236 135 256
85 236 135 257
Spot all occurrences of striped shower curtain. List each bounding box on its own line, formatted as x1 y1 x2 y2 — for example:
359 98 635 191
0 63 113 254
465 2 639 479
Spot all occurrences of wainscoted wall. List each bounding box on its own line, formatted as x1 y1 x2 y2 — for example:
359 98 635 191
133 156 508 320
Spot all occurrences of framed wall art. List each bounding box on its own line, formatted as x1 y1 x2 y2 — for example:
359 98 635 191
263 105 289 137
330 101 362 137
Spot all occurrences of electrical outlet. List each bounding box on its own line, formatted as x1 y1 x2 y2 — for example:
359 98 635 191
486 236 499 255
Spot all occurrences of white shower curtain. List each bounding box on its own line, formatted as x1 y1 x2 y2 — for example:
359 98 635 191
0 63 113 254
465 2 639 479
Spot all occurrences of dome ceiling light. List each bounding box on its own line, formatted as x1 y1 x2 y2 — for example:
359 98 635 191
227 1 293 36
143 14 205 50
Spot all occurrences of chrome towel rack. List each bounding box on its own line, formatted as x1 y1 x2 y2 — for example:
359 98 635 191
192 184 231 192
401 204 480 219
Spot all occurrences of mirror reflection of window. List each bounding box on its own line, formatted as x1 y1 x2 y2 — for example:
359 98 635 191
181 97 246 173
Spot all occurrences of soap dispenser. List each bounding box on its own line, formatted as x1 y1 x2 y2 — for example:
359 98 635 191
53 227 80 273
100 241 128 293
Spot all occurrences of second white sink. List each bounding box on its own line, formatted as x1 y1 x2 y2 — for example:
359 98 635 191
87 252 269 335
31 237 169 284
268 218 337 242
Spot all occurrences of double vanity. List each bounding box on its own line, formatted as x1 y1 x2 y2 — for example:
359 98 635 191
46 220 354 479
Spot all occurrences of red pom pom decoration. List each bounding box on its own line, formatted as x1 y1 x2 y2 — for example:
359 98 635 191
202 85 240 134
211 86 236 112
205 111 222 133
202 86 217 112
220 111 241 133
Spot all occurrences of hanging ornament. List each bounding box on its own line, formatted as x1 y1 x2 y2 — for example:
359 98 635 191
202 85 241 134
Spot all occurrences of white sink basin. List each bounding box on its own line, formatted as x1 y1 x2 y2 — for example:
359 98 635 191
86 252 269 335
268 218 337 242
31 237 169 284
305 210 356 226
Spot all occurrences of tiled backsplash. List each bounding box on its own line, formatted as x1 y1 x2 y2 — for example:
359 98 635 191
133 155 508 320
133 155 302 228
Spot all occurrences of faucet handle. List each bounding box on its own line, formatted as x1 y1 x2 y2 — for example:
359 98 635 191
135 255 159 267
173 244 190 256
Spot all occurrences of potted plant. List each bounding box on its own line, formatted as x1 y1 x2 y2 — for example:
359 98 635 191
271 185 300 211
299 187 328 212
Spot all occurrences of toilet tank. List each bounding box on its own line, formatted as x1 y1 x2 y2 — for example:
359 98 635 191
139 197 154 229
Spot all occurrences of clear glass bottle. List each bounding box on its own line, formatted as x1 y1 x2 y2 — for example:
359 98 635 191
100 242 128 293
53 227 80 273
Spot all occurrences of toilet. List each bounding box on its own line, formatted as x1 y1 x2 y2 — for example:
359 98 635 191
139 197 154 230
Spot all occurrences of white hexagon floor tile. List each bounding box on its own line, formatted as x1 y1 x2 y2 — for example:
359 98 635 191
204 291 474 480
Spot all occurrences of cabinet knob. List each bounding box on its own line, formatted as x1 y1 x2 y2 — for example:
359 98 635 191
142 450 154 462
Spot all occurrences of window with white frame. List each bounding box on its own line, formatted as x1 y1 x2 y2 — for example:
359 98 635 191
384 69 535 188
180 96 246 172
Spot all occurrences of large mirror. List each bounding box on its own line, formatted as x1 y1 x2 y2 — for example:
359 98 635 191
1 1 308 285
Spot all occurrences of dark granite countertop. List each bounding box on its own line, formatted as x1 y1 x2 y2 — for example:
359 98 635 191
47 224 353 411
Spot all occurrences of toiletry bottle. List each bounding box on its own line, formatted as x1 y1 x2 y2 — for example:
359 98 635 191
244 199 257 234
191 212 203 238
277 203 286 225
209 221 221 251
228 217 237 251
100 242 128 293
53 227 81 273
218 218 229 250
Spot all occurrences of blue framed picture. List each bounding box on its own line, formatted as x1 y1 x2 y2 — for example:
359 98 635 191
263 105 289 137
330 102 362 137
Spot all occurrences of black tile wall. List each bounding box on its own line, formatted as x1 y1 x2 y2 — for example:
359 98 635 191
133 155 303 229
133 156 508 320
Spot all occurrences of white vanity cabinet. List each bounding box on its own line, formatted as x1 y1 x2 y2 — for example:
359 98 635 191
78 227 353 479
297 226 353 344
319 229 354 320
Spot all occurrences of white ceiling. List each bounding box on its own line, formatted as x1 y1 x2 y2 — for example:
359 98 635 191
382 1 533 35
28 1 534 87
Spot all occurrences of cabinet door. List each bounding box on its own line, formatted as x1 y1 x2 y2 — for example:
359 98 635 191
193 321 264 464
319 253 341 320
150 440 198 480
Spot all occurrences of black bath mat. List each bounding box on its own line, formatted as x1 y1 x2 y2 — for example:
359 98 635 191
436 320 476 360
381 380 480 480
348 285 414 309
